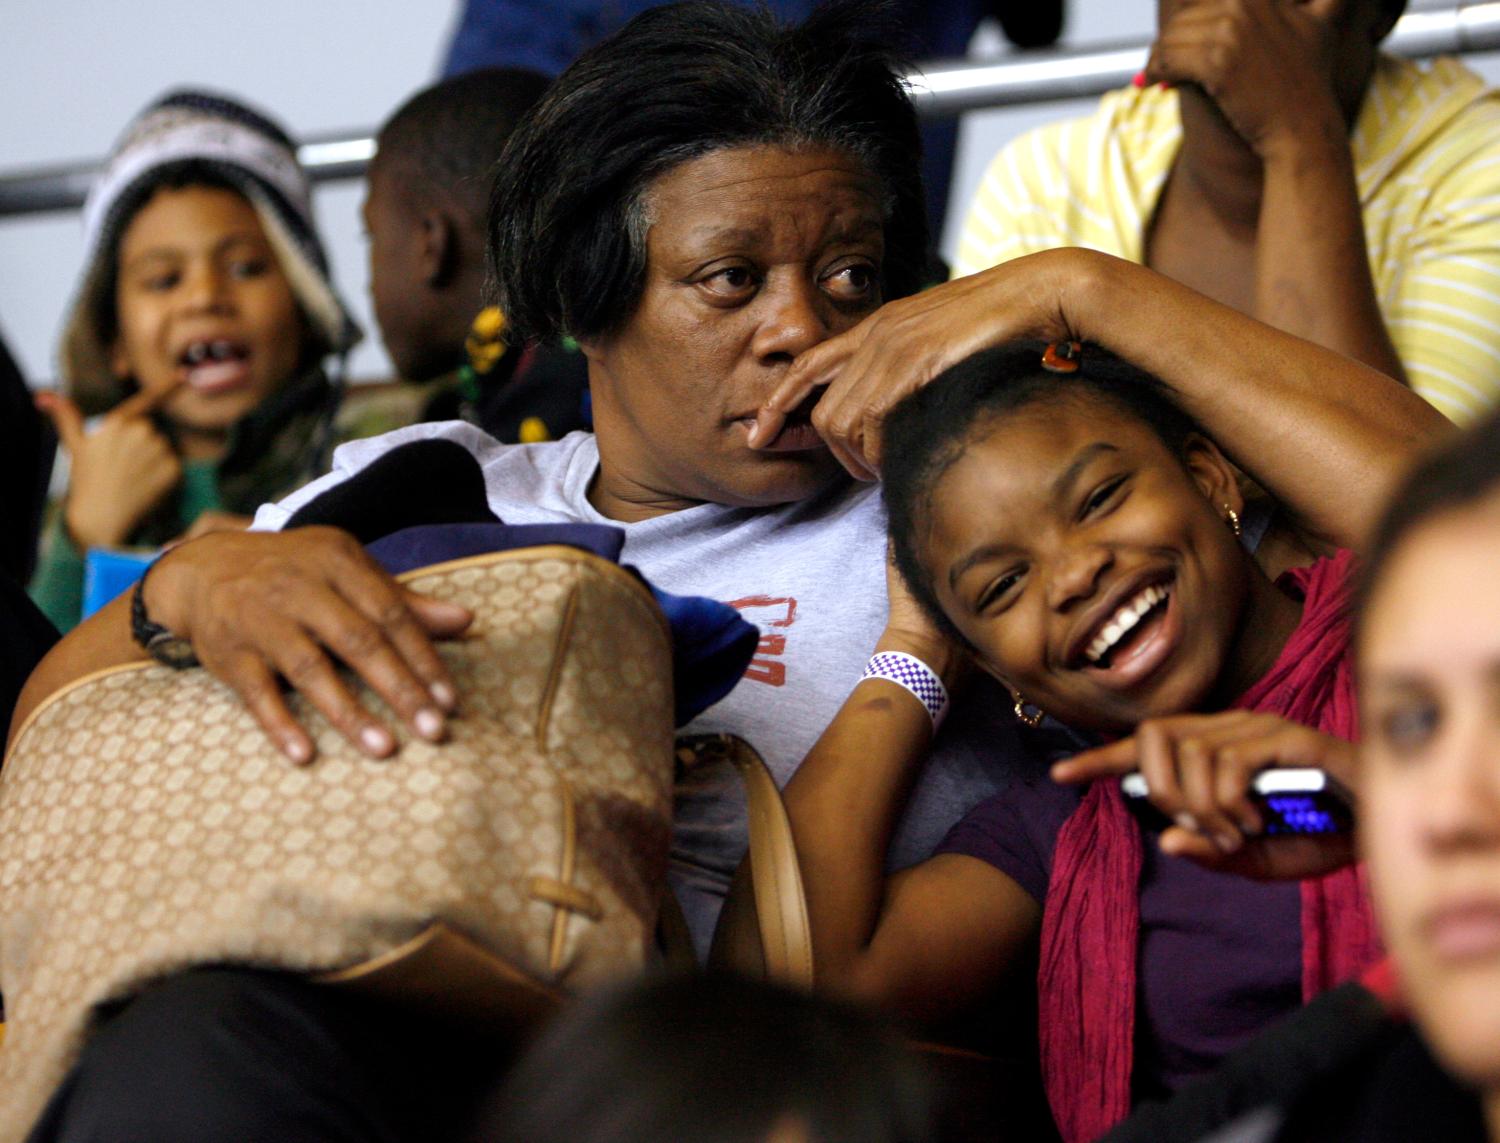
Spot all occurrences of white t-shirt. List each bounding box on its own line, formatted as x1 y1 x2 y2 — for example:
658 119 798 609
257 424 1024 954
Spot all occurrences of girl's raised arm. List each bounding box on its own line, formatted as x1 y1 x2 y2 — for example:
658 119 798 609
753 249 1452 550
714 564 1040 1026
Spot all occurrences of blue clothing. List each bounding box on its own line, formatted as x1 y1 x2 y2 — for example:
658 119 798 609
442 0 816 78
438 0 993 236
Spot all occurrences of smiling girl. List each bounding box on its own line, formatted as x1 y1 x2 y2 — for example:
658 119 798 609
30 90 359 631
754 342 1389 1141
1076 411 1500 1143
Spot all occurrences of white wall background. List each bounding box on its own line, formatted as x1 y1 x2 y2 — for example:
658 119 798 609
1 0 1494 385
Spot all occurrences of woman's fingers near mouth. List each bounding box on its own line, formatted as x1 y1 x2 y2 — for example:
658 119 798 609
747 407 782 448
751 384 832 451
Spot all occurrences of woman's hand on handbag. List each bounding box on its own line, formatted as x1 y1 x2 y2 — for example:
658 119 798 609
144 527 473 764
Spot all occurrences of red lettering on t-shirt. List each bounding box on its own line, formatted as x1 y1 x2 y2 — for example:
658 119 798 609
725 596 798 687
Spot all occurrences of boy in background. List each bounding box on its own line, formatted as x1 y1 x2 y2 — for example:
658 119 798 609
364 68 590 443
32 90 361 631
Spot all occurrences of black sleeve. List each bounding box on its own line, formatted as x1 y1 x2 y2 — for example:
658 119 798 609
0 327 55 585
1101 983 1392 1143
283 439 499 542
0 574 59 740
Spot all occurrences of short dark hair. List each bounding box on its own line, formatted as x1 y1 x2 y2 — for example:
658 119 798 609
882 342 1200 634
1357 409 1500 632
471 971 935 1143
376 67 551 220
488 0 928 344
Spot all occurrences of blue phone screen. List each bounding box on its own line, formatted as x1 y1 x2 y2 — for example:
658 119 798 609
1263 794 1343 836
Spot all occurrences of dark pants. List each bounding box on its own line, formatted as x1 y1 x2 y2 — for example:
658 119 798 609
25 968 512 1143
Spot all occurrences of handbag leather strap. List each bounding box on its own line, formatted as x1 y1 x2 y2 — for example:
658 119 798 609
676 735 814 988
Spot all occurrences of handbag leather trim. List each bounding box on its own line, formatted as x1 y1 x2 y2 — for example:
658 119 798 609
536 584 580 750
677 734 815 989
315 921 565 1031
549 770 580 972
529 878 602 922
731 738 815 989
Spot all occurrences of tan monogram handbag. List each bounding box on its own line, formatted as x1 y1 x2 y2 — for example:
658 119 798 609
0 545 679 1142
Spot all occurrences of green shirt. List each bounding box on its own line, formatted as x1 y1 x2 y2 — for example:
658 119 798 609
29 460 222 633
28 369 341 633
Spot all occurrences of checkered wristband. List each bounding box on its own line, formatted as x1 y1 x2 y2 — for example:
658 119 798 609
862 651 949 729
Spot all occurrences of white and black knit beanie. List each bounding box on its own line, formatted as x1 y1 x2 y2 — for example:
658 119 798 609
58 89 361 415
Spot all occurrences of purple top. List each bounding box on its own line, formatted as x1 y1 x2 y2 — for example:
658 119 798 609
937 761 1302 1099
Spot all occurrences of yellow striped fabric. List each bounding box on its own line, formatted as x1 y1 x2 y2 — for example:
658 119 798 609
956 55 1500 425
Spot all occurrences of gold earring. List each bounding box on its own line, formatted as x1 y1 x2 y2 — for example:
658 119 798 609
1012 695 1044 729
1224 505 1242 538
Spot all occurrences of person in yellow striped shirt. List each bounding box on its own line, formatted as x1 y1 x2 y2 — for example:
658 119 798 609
956 0 1500 425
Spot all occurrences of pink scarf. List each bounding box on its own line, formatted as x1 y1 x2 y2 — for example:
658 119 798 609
1039 550 1382 1143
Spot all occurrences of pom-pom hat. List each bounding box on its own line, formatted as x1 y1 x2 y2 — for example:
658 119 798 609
59 89 361 415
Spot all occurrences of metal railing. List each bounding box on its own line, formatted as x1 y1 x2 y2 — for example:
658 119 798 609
4 1 1500 218
909 1 1500 113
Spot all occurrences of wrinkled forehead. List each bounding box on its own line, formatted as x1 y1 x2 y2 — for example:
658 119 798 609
639 145 887 243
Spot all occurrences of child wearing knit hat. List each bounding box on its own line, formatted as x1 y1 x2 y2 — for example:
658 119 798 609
30 89 361 632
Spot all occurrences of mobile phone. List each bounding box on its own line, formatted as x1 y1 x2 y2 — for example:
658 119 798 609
1120 768 1353 836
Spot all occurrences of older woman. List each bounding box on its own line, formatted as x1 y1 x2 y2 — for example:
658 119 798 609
14 2 1445 1138
25 2 974 957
